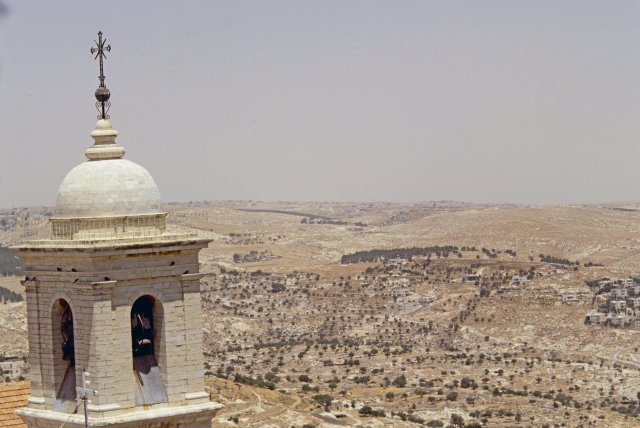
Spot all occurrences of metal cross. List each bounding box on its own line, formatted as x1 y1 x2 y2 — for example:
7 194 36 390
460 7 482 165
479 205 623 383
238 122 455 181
90 31 111 87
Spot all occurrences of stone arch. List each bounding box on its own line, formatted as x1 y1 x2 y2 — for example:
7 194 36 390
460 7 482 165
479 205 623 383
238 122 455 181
128 288 168 308
130 294 168 405
51 298 77 412
130 295 162 357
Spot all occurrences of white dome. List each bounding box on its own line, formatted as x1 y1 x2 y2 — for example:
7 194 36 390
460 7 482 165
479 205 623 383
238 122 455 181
55 158 162 218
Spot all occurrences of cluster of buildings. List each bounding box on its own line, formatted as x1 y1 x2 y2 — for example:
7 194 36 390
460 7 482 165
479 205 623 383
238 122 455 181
0 356 26 381
585 278 640 328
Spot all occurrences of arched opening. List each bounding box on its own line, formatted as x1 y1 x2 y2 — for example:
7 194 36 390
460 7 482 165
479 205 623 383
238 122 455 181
131 296 154 357
130 295 167 405
61 307 75 364
51 299 77 413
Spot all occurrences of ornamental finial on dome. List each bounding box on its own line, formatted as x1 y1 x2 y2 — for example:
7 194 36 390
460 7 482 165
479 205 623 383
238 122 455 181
91 31 112 120
87 31 123 161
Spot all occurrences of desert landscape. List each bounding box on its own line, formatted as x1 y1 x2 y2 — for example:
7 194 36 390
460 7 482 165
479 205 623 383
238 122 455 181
2 201 640 427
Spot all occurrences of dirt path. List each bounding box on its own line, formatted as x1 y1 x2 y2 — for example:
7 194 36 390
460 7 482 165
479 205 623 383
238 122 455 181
607 347 640 370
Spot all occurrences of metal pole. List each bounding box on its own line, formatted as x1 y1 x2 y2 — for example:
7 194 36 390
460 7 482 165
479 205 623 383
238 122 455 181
81 370 90 428
83 393 88 428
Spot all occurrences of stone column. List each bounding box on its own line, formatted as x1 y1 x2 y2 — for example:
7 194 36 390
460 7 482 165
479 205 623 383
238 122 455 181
181 273 209 404
74 281 128 416
23 280 46 409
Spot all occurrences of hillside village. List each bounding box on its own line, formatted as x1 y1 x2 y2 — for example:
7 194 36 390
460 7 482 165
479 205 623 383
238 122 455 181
584 278 640 328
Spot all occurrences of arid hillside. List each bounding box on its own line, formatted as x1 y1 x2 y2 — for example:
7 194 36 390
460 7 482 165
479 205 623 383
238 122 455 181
3 202 640 427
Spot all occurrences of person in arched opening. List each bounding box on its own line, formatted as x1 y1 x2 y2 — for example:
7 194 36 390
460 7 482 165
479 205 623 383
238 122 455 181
60 306 75 365
131 299 153 356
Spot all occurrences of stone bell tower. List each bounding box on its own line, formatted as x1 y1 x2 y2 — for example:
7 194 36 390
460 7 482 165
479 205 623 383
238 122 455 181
11 32 221 427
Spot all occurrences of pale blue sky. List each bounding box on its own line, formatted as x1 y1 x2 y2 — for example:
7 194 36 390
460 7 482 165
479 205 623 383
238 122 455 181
1 1 639 208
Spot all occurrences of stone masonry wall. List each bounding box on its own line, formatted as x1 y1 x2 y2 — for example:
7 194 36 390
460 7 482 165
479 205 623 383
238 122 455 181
15 240 211 419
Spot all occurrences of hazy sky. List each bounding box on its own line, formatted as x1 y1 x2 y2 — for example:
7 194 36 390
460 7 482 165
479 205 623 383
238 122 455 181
1 1 640 208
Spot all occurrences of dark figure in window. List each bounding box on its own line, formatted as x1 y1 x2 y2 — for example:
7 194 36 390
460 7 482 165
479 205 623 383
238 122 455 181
61 307 75 365
131 305 153 356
